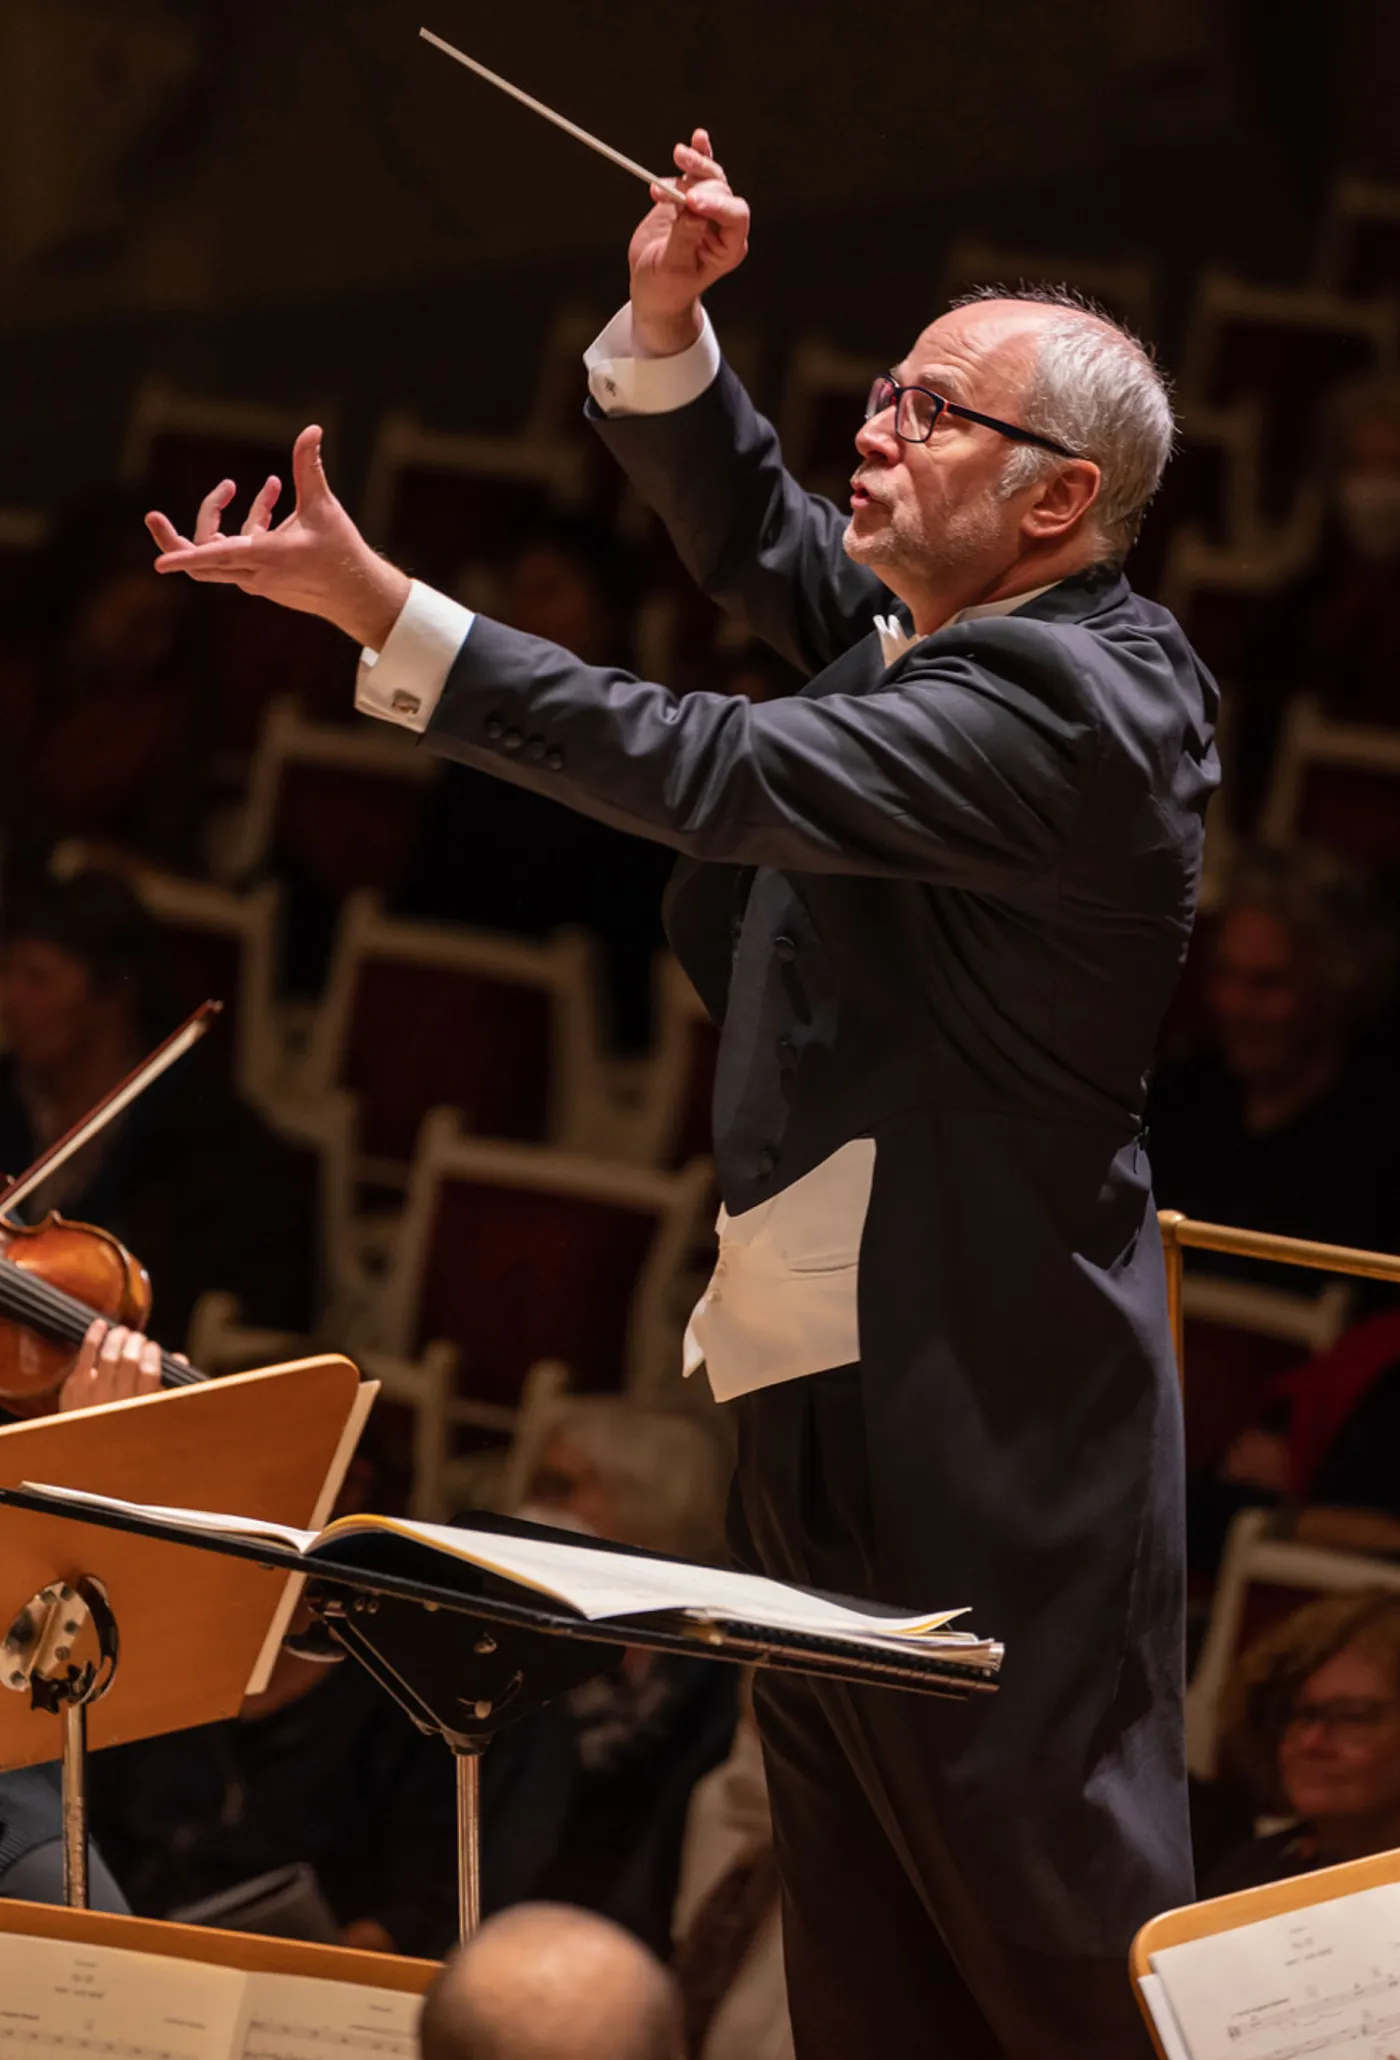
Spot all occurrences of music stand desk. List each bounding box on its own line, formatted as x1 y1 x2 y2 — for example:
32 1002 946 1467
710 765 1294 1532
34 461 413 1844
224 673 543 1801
0 1486 1001 1940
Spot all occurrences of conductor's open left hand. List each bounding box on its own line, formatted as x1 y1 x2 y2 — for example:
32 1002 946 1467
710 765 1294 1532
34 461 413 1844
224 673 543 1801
146 425 410 650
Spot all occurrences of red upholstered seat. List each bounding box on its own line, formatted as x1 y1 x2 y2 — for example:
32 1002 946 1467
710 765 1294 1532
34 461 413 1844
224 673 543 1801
343 958 554 1161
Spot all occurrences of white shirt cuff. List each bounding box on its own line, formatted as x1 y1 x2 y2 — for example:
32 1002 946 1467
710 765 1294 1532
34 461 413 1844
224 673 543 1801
355 580 475 733
585 304 721 416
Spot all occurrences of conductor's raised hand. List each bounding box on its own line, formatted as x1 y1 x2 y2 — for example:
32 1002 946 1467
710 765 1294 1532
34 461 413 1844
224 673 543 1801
629 127 750 357
146 426 411 652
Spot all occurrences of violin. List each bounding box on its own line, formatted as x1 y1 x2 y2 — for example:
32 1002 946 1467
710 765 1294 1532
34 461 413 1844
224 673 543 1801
0 1004 219 1402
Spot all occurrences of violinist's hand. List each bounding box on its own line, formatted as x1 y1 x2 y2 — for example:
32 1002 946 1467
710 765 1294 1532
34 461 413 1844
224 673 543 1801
629 127 750 358
57 1319 180 1412
146 426 411 652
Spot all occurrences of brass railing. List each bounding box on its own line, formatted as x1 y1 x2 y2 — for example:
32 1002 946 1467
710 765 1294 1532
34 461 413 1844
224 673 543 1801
1158 1210 1400 1381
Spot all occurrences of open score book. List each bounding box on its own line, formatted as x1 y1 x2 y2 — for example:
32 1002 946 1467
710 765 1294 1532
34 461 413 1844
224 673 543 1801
0 1933 420 2060
23 1484 1002 1666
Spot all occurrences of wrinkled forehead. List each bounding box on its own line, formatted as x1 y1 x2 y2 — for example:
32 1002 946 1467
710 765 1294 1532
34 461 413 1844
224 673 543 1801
895 302 1050 410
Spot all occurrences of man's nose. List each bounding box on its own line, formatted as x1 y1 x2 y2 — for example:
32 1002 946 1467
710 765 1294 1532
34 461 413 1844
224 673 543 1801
854 410 900 462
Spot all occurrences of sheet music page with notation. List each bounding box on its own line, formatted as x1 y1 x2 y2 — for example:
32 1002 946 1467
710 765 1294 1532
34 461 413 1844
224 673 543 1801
1150 1882 1400 2060
0 1935 244 2060
233 1974 419 2060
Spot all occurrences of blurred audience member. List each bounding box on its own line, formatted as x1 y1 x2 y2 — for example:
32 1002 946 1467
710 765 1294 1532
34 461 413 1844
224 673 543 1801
89 1430 459 1956
399 516 671 1050
0 870 316 1347
1148 846 1400 1276
419 1905 683 2060
481 1399 737 1956
0 493 208 875
672 1686 793 2060
1278 374 1400 726
1206 1592 1400 1894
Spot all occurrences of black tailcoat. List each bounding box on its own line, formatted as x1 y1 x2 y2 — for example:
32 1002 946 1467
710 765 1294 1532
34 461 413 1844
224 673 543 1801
421 361 1219 2042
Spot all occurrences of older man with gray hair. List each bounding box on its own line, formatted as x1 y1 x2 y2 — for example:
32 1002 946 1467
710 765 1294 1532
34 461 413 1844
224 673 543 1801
148 128 1218 2060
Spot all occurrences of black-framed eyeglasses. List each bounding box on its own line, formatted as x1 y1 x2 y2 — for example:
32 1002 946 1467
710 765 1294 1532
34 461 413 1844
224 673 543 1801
864 374 1081 459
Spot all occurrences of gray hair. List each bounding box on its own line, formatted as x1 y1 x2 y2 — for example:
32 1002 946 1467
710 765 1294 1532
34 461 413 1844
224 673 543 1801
532 1396 729 1564
952 284 1177 559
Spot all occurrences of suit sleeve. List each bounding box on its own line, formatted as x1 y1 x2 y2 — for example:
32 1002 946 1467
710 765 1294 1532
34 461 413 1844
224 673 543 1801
424 614 1101 891
590 365 887 677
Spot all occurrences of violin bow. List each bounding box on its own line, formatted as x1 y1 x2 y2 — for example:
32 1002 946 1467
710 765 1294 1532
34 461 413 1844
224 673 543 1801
0 999 223 1218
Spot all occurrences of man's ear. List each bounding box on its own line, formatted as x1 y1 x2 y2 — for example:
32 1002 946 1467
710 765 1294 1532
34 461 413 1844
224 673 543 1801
1021 459 1102 544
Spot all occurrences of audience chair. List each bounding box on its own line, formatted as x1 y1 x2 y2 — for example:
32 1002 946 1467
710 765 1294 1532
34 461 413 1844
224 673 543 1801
1131 398 1266 598
359 1112 714 1419
615 956 722 1171
1315 174 1400 303
120 376 335 517
217 697 440 902
1180 1275 1354 1473
299 890 610 1184
360 408 590 597
1179 274 1398 515
1260 694 1400 871
940 235 1157 335
1186 1505 1400 1779
116 865 287 1105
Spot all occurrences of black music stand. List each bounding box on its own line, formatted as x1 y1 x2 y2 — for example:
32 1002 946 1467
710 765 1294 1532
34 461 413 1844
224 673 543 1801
0 1488 1000 1942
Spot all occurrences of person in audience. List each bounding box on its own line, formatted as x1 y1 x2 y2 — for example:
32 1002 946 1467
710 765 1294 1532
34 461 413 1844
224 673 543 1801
1205 1591 1400 1894
481 1399 737 1957
671 1682 793 2060
399 516 671 1049
0 491 209 878
0 869 317 1348
1148 845 1400 1277
87 1427 460 1955
419 1904 684 2060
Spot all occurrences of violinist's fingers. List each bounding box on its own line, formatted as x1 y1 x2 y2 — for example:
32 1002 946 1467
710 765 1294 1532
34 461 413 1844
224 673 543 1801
137 1337 162 1390
242 475 282 536
118 1326 146 1373
145 510 191 555
68 1318 108 1384
194 479 238 546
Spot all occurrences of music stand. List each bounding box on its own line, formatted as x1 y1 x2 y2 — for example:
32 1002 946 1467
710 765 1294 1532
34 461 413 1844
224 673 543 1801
0 1360 368 1905
0 1489 1000 1942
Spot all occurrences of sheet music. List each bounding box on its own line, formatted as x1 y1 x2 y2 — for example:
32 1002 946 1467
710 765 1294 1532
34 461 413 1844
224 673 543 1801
0 1936 244 2060
21 1484 1000 1659
234 1975 419 2060
1151 1882 1400 2059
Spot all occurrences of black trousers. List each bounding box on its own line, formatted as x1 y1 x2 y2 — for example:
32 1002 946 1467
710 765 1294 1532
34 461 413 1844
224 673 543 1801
731 1369 1164 2060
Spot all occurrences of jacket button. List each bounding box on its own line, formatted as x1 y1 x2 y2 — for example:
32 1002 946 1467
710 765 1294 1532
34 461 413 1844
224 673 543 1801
777 1039 798 1071
757 1146 778 1176
525 735 547 761
502 728 525 752
774 935 797 963
545 748 564 771
484 716 505 741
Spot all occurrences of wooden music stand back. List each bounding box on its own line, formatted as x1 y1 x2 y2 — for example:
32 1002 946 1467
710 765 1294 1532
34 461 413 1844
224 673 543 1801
0 1896 439 1992
1131 1845 1400 2056
0 1357 362 1770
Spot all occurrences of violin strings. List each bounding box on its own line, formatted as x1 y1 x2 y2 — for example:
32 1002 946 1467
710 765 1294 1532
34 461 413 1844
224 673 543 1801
0 1254 203 1387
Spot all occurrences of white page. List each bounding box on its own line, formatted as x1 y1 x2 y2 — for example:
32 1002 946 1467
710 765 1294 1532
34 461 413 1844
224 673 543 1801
324 1516 987 1649
0 1934 246 2060
1138 1974 1195 2060
19 1484 999 1659
235 1972 419 2060
1151 1881 1400 2060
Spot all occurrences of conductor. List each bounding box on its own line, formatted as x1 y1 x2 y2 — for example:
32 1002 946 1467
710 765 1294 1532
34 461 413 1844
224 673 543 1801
147 133 1218 2060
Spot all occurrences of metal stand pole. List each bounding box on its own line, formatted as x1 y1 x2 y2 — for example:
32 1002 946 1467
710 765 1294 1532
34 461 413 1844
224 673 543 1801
455 1748 482 1942
61 1700 89 1908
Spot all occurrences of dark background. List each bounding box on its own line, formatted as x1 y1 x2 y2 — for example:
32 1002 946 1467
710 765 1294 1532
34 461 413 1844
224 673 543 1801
2 0 1395 515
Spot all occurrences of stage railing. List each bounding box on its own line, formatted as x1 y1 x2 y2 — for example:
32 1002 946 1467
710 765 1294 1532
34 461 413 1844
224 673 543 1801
1158 1209 1400 1381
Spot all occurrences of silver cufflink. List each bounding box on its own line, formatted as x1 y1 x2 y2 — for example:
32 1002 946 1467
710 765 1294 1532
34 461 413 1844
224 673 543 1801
391 691 422 715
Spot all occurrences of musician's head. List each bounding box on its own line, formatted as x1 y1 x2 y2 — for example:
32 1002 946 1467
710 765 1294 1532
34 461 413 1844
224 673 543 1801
0 870 153 1082
845 288 1173 623
420 1904 683 2060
